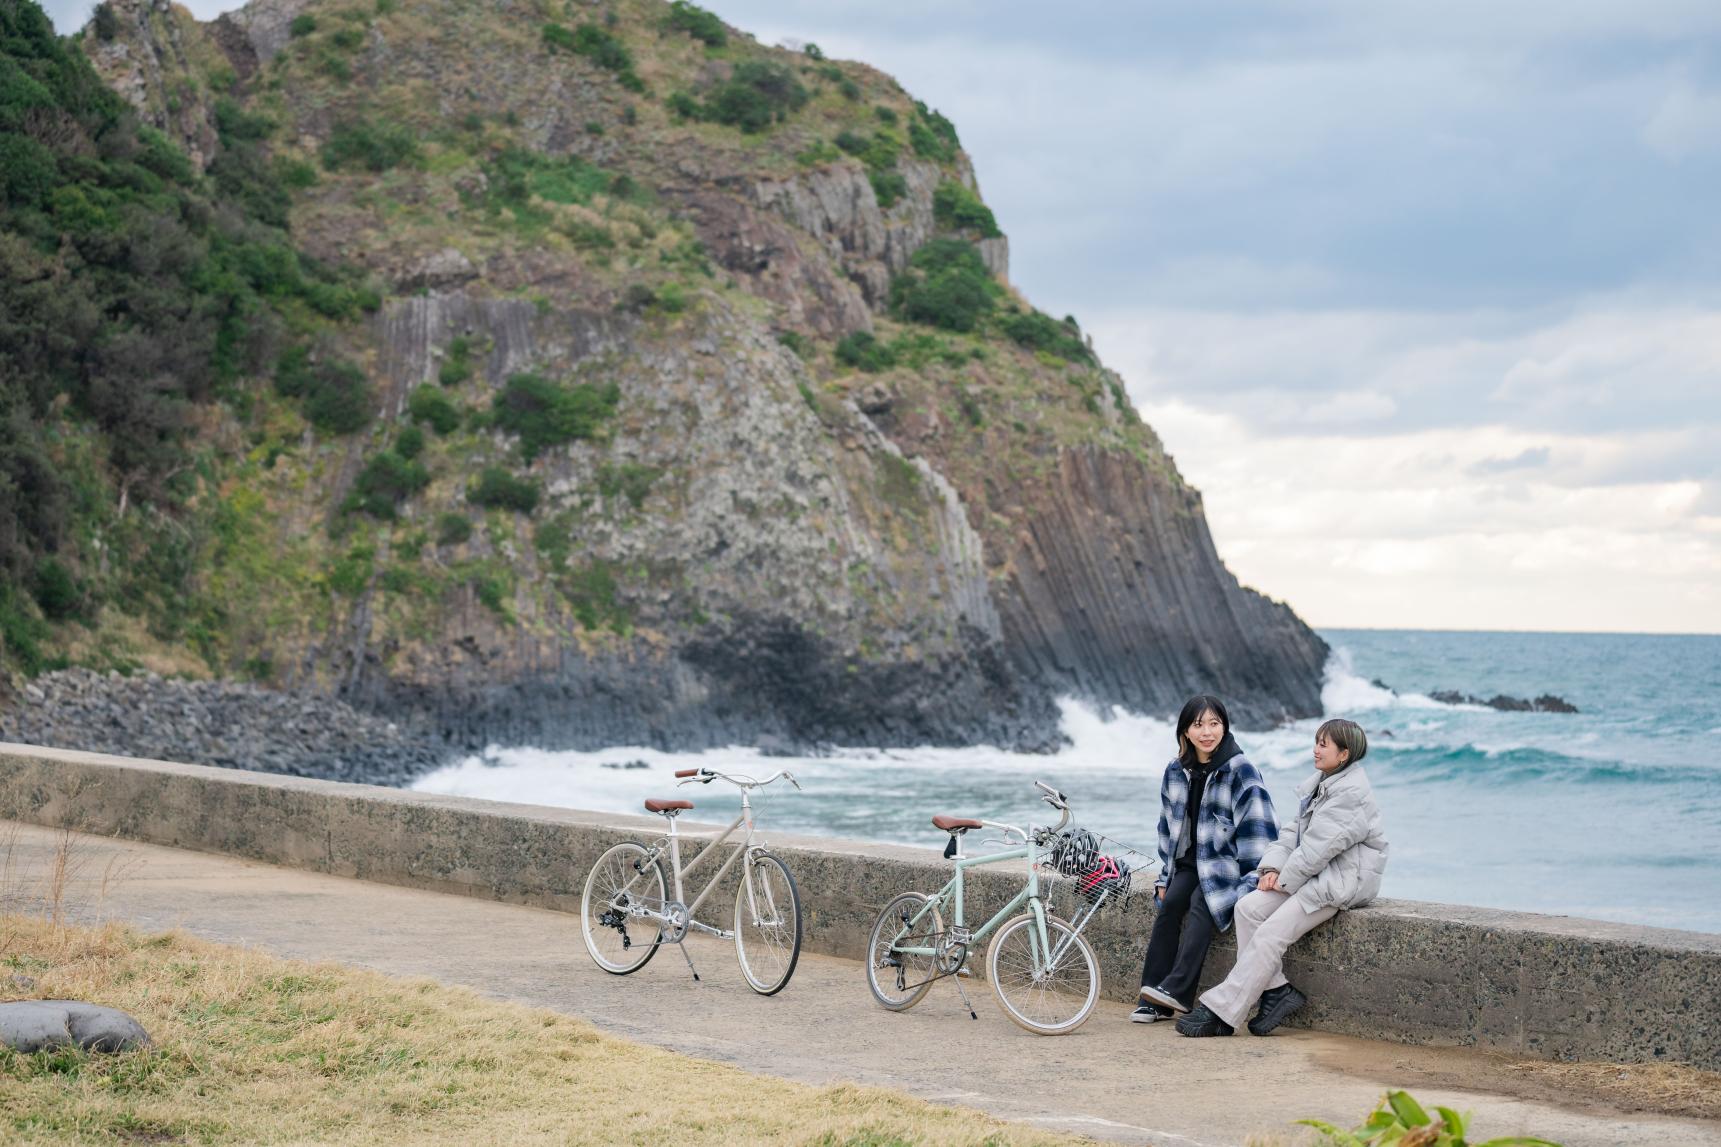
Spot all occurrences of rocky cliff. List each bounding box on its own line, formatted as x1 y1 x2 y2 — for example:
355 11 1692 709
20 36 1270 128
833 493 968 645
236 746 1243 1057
5 0 1326 755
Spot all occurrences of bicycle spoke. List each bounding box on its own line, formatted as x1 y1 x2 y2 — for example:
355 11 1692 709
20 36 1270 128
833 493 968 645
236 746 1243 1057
581 843 666 975
987 913 1099 1034
735 852 802 995
865 891 945 1011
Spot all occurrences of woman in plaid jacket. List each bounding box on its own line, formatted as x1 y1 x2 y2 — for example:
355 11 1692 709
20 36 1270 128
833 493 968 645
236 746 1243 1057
1133 694 1280 1021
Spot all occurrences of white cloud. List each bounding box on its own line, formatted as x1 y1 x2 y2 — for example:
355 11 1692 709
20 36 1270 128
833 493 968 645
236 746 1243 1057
1130 395 1721 632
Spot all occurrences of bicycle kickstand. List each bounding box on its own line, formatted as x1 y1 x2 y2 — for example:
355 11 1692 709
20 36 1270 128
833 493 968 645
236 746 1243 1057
950 971 978 1020
679 942 700 983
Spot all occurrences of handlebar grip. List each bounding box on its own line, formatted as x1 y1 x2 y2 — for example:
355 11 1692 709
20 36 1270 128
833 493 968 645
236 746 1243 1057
674 769 700 779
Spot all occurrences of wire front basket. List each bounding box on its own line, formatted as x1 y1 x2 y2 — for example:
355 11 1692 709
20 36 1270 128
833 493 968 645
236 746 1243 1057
1041 826 1149 913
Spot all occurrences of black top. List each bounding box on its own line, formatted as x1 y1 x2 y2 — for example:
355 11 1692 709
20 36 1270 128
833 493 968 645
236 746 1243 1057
1179 731 1241 859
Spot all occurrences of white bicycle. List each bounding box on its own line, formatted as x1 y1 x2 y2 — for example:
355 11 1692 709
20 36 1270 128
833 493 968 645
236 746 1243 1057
580 766 804 995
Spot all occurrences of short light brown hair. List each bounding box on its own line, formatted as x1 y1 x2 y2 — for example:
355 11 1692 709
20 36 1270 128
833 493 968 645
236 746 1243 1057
1316 718 1368 766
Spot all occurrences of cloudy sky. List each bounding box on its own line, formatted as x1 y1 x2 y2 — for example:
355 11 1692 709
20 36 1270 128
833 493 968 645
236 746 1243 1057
46 0 1721 633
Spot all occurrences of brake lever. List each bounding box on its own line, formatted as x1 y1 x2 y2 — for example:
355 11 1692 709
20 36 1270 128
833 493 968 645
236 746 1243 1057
783 771 802 791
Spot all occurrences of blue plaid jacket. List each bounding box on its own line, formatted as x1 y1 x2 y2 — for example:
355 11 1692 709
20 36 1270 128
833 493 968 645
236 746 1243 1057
1154 750 1280 932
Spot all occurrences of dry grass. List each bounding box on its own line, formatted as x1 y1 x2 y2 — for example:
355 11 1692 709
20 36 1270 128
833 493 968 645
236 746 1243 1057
1503 1058 1721 1121
0 915 1087 1146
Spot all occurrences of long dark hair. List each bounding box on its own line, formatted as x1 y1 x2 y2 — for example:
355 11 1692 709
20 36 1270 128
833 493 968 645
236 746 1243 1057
1175 694 1232 769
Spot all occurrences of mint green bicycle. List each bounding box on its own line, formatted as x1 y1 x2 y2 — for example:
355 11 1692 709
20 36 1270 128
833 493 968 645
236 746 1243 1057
865 780 1116 1035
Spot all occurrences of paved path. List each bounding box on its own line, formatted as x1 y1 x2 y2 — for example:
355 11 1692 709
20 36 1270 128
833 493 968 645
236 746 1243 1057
3 822 1713 1147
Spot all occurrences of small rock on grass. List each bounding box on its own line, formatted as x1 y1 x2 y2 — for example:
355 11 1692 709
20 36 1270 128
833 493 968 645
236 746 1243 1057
0 1000 151 1053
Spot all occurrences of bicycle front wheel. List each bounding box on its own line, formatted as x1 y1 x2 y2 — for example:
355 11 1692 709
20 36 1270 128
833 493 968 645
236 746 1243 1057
734 850 803 995
581 842 667 975
865 891 943 1011
987 911 1100 1035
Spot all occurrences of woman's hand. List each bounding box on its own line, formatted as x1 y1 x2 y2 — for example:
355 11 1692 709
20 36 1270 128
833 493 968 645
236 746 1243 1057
1258 870 1280 892
1155 884 1166 904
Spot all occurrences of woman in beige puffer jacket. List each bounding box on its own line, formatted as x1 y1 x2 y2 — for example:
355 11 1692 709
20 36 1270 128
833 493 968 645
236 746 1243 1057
1174 718 1389 1038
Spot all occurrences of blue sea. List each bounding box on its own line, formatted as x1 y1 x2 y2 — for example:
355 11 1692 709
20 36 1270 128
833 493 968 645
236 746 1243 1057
415 629 1721 934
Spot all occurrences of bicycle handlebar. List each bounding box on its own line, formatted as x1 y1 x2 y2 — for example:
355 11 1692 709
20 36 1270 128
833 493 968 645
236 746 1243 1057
1035 779 1067 809
674 767 801 791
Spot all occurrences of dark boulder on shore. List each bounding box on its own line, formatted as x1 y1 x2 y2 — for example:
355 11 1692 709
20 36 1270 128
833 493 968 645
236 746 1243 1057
0 669 451 785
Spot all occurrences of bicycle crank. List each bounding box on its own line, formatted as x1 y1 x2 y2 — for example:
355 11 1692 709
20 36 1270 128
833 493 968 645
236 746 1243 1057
661 900 691 944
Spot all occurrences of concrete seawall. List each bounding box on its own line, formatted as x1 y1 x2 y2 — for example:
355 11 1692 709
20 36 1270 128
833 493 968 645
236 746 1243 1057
2 743 1715 1069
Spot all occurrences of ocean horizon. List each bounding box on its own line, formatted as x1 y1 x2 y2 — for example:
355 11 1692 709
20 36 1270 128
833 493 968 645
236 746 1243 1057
415 627 1721 935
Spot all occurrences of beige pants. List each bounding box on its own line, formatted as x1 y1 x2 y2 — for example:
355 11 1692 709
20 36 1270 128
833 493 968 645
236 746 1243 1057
1199 888 1336 1029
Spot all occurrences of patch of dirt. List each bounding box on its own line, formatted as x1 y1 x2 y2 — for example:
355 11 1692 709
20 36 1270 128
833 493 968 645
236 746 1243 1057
1309 1034 1721 1122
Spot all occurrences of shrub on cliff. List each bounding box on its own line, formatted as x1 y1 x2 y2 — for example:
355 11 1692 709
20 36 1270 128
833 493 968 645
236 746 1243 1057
408 385 461 435
675 61 808 133
933 182 1001 239
347 450 429 519
436 513 473 546
470 467 540 514
888 239 998 332
493 374 621 461
32 559 85 622
666 2 726 46
543 23 645 91
870 170 908 209
996 309 1092 364
275 349 374 434
833 130 907 206
321 119 418 172
910 101 961 162
835 332 897 373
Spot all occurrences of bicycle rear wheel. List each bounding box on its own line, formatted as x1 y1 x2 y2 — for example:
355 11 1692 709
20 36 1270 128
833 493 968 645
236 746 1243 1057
581 842 667 974
987 911 1100 1035
865 891 943 1011
734 850 803 995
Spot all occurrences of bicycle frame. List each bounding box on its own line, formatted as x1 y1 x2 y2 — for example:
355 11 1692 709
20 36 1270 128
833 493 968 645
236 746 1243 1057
653 800 761 941
883 785 1088 986
892 828 1070 977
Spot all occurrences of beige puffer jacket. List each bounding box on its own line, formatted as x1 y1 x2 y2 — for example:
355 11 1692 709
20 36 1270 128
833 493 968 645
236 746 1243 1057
1258 763 1388 910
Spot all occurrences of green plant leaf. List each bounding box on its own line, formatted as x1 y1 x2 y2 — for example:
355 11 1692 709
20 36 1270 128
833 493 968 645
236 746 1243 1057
1365 1111 1398 1129
1435 1107 1469 1136
1387 1091 1432 1128
1295 1120 1367 1147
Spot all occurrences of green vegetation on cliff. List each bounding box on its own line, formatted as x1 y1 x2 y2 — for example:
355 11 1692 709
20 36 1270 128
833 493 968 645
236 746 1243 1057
0 0 1221 743
0 0 380 676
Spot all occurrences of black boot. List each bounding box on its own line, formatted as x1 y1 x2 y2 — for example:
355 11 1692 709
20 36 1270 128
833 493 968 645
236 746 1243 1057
1248 983 1307 1036
1174 1003 1234 1037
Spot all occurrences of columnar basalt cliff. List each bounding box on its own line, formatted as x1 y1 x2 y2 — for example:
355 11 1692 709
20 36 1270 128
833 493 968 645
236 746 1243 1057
0 0 1325 764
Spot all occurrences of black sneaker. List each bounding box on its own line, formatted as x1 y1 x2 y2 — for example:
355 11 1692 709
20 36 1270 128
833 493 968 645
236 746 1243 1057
1137 983 1189 1013
1130 1001 1172 1024
1175 1003 1234 1037
1247 983 1307 1036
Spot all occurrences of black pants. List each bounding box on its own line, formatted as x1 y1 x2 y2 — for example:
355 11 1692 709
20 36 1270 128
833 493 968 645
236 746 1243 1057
1138 865 1216 1008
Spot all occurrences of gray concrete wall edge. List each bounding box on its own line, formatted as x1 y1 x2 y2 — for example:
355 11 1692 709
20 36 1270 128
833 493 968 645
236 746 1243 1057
2 743 1715 1069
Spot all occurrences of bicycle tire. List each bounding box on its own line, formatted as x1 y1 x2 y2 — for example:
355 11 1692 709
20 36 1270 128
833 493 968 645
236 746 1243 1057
581 842 667 974
865 891 944 1011
734 850 803 995
986 911 1100 1035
